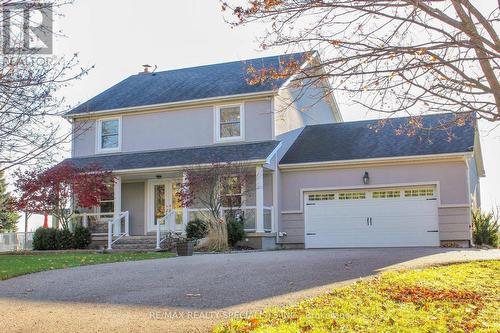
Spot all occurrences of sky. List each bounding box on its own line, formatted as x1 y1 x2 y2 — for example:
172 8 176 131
34 0 499 212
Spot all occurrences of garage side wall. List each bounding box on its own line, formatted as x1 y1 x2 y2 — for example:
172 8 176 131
279 160 470 246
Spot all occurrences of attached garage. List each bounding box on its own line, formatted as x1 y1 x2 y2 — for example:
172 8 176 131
304 186 440 248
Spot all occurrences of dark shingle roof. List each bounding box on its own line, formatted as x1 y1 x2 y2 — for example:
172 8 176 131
64 141 280 171
67 53 307 116
280 113 475 164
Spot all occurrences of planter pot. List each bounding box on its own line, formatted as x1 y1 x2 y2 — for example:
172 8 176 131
176 241 194 256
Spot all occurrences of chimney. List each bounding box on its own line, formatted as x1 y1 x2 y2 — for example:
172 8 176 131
139 64 152 74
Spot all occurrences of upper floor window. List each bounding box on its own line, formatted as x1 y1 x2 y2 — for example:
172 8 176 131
97 118 121 153
215 104 244 142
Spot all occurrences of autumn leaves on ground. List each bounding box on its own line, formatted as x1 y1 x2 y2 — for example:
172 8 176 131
214 261 499 333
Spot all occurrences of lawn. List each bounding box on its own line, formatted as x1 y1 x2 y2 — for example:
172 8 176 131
214 261 500 333
0 251 175 280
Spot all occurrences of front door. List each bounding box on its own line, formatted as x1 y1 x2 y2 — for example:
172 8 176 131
147 179 184 233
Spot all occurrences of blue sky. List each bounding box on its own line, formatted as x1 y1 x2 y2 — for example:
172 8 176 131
50 0 499 211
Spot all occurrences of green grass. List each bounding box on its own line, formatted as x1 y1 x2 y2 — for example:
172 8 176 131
214 261 500 333
0 251 175 280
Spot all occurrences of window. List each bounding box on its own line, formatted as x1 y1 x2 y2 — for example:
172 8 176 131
97 118 120 152
404 188 434 197
99 183 114 214
308 193 335 201
215 105 244 141
222 176 244 207
372 190 401 199
338 192 366 200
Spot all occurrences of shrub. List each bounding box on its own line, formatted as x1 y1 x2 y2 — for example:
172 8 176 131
186 219 208 240
227 216 245 247
73 225 92 249
55 229 74 249
473 209 499 247
33 227 58 250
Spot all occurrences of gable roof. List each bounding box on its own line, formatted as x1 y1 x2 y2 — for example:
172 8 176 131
67 52 308 116
63 141 280 171
280 113 475 165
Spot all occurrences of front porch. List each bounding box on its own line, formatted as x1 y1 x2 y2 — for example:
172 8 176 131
74 165 278 250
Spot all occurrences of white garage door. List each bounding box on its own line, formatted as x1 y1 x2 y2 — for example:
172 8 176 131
304 186 440 248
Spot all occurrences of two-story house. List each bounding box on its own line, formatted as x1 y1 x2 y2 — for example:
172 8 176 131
63 52 484 250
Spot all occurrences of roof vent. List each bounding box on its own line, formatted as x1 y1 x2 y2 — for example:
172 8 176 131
139 64 155 74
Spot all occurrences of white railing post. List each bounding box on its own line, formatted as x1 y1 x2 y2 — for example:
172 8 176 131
82 213 88 228
107 221 113 250
156 219 161 250
124 211 129 236
255 165 265 233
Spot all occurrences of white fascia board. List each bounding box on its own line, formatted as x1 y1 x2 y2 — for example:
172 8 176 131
279 152 468 170
113 159 267 175
65 91 276 119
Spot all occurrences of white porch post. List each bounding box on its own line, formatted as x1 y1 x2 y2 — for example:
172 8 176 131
113 176 122 235
255 165 265 233
182 172 189 233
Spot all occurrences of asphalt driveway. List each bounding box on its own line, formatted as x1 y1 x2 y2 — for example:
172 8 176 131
0 248 499 332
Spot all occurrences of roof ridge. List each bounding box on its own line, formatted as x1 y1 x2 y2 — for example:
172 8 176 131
303 112 467 129
132 52 308 77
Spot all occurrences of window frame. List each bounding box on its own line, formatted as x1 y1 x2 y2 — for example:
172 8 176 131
214 103 245 142
96 116 122 153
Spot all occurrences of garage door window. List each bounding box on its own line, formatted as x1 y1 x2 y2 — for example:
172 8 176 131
372 190 401 199
404 188 434 197
338 192 366 200
308 193 335 201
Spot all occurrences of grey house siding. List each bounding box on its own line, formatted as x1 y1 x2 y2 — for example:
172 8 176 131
122 182 146 236
438 207 471 241
279 161 471 245
72 99 273 158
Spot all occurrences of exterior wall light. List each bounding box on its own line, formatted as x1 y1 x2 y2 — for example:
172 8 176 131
363 171 369 185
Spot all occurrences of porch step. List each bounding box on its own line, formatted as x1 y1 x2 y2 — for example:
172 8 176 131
111 236 158 250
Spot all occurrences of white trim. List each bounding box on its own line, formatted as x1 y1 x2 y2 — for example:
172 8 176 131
214 103 245 143
66 91 275 119
113 176 122 235
281 181 442 214
439 204 471 208
255 165 265 233
279 152 468 170
95 116 122 154
113 159 266 175
146 179 175 233
265 142 282 165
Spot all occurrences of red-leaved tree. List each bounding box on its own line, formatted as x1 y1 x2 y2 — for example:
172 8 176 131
13 163 114 230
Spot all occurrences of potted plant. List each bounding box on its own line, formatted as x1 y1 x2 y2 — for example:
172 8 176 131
176 237 194 256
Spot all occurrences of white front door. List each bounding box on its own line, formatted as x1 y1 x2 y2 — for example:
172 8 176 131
304 186 440 248
147 180 184 233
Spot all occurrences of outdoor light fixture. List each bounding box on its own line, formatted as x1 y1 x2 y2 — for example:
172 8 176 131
363 171 369 185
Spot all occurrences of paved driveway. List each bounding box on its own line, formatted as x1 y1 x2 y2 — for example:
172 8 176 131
0 248 498 332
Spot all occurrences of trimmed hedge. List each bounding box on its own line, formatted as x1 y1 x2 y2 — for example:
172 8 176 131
227 216 245 247
73 225 92 249
32 226 92 250
186 219 208 240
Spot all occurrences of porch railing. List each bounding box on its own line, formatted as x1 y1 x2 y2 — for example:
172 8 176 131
107 211 129 250
73 211 129 250
186 206 274 232
0 232 34 252
155 210 178 249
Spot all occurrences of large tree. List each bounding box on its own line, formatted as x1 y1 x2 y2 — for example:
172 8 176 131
0 1 91 171
0 169 18 232
13 163 113 230
222 0 499 125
